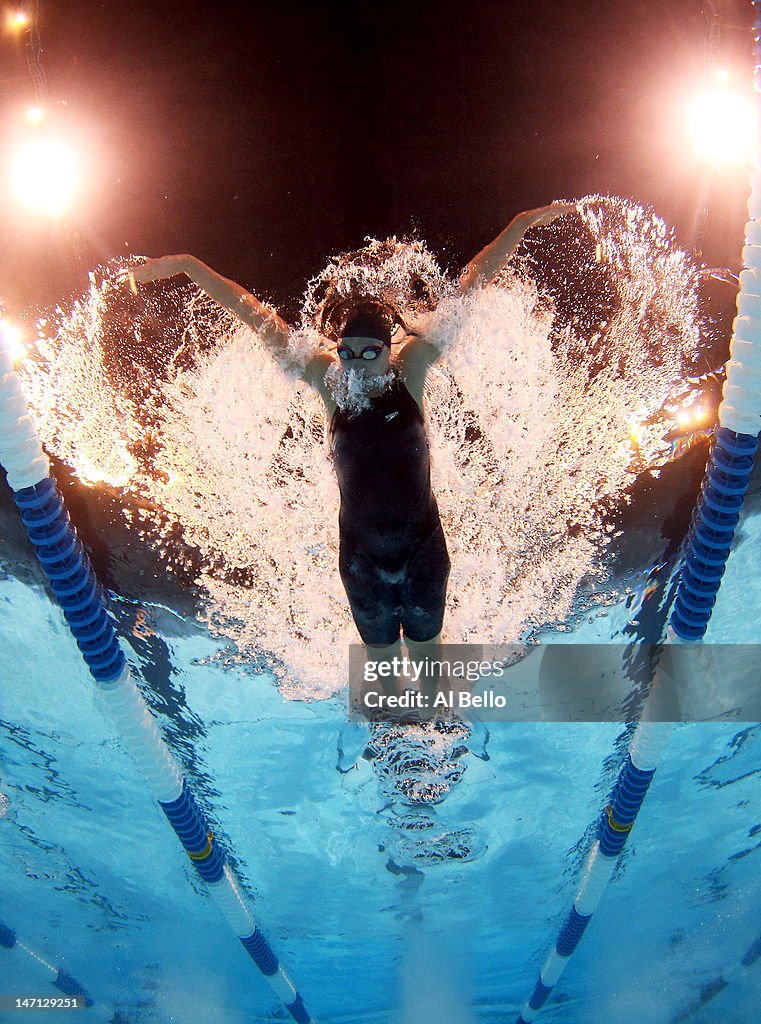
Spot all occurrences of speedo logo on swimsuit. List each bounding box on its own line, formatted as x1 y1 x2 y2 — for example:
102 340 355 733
385 411 399 421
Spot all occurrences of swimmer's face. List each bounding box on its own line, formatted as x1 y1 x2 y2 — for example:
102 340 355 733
336 337 391 376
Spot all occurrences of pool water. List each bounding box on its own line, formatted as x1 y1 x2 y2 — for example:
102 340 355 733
1 490 760 1023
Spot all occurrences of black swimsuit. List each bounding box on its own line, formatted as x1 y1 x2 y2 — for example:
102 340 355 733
330 375 450 646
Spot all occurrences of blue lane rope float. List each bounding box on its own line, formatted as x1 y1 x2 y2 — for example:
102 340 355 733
0 338 315 1024
0 919 94 1007
517 6 761 1020
670 428 759 639
515 724 673 1024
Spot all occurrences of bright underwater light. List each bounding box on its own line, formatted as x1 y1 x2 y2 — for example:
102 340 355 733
0 320 27 363
9 136 80 217
675 405 708 429
5 9 29 32
24 105 45 125
688 85 755 166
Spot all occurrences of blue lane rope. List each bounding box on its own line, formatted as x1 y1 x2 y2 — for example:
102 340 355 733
3 474 315 1023
517 6 761 1019
13 477 125 681
598 757 655 857
516 743 663 1024
671 429 759 639
0 345 316 1022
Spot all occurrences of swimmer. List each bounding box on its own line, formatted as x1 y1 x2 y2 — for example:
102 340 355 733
128 202 576 705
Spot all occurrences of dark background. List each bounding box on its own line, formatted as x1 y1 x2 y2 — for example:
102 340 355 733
0 0 755 318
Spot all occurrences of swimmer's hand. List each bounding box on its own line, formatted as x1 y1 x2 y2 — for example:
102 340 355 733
123 255 191 289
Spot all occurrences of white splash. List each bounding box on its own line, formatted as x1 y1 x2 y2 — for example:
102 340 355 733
23 283 141 488
17 199 701 698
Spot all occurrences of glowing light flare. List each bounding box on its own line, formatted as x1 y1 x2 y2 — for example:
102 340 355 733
25 105 45 125
688 86 755 166
9 137 80 216
675 404 708 429
5 10 29 32
0 320 27 362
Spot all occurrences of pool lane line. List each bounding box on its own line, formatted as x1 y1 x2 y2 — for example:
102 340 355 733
517 6 761 1019
0 337 316 1024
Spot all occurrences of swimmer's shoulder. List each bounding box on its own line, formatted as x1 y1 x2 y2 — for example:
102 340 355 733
395 332 441 410
303 351 337 416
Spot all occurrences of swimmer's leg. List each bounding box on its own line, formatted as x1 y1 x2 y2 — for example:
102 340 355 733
346 633 403 721
364 637 403 697
401 522 450 713
339 637 402 763
339 542 404 714
339 544 399 645
356 637 407 722
404 632 444 713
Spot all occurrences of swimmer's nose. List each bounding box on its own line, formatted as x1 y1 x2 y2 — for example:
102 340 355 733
342 360 372 376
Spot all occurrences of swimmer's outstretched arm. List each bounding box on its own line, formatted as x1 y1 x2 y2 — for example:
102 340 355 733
129 255 338 410
459 202 578 293
129 255 290 352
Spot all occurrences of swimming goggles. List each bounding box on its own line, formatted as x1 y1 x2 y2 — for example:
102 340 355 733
337 344 386 361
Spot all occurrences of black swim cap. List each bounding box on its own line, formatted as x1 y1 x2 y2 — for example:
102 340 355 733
340 309 393 347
